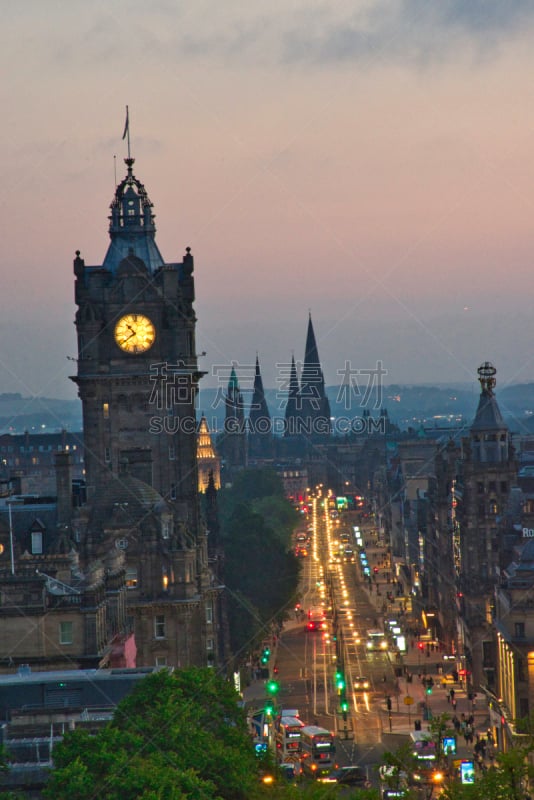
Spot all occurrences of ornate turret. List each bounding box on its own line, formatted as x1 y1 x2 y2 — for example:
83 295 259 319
197 415 221 492
470 362 510 463
102 158 165 273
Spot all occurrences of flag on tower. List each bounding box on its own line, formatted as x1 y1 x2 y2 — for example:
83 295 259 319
122 106 129 140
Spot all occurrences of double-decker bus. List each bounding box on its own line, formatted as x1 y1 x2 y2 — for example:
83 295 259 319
300 725 336 777
275 715 304 762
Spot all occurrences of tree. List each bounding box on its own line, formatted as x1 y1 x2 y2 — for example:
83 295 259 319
217 470 301 655
45 668 263 800
440 742 534 800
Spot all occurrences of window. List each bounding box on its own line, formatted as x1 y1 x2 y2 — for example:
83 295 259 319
59 621 73 645
103 402 110 419
31 531 43 555
206 638 214 651
154 615 166 639
488 481 496 493
205 604 213 624
162 521 170 539
515 622 525 639
170 483 176 500
477 482 484 495
155 656 167 667
104 447 111 463
500 481 508 494
125 567 138 589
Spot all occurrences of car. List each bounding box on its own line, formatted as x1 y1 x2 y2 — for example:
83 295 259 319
319 766 370 786
353 676 371 692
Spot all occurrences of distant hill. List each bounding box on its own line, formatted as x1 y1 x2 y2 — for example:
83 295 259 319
2 382 534 436
0 394 82 435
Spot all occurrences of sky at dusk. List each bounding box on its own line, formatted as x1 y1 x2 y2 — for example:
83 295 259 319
3 1 534 400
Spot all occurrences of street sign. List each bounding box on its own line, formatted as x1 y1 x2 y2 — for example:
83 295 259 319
404 696 414 705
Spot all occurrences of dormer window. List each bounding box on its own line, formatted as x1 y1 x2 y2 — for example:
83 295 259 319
31 531 43 555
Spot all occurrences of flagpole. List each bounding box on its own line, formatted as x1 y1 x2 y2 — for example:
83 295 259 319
122 105 131 160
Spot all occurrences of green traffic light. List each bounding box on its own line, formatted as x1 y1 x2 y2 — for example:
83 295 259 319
335 671 346 691
426 686 433 695
340 700 349 712
267 680 279 694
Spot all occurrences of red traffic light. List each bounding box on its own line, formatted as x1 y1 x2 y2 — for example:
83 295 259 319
417 642 425 650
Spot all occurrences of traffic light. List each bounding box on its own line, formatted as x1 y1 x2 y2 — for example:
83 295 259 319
261 646 271 665
264 700 274 717
340 698 349 713
417 642 424 651
426 685 433 695
267 679 279 695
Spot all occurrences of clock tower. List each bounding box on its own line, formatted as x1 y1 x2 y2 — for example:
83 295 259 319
71 157 219 669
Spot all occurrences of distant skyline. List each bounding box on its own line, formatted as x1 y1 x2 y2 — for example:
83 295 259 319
3 2 534 399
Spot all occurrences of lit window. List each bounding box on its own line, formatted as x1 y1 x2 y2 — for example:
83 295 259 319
103 402 110 419
154 615 166 639
125 567 138 589
59 621 73 645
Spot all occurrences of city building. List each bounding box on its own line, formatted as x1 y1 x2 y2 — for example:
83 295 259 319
0 154 224 675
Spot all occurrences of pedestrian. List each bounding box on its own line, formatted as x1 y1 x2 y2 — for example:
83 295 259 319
451 698 457 711
449 688 455 703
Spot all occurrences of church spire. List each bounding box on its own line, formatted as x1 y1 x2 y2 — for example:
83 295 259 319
299 313 331 438
248 355 273 459
284 354 300 438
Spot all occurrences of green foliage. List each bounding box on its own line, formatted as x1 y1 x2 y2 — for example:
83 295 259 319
44 668 262 800
440 742 534 800
218 470 301 654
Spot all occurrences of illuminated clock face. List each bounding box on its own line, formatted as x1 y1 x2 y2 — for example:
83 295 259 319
114 314 156 354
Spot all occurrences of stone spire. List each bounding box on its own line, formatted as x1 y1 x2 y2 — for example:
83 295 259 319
248 355 273 459
299 313 331 438
284 354 300 438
